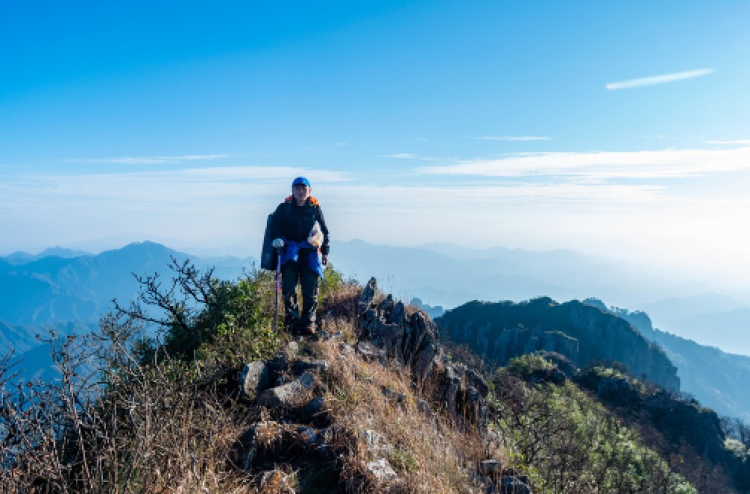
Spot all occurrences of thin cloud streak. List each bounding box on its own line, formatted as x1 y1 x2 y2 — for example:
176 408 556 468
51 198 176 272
382 153 439 161
418 145 750 179
606 68 714 90
707 140 750 145
70 155 230 165
467 136 551 141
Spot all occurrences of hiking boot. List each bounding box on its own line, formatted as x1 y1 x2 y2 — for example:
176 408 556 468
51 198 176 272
284 317 300 333
298 324 316 336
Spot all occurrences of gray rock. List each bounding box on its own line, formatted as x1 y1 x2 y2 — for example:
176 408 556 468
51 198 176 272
466 368 490 397
364 429 394 456
357 341 386 363
386 301 406 325
296 426 318 447
498 476 531 494
239 361 270 399
479 459 501 476
300 396 326 422
358 278 378 314
412 332 436 382
293 359 329 374
257 371 316 407
418 399 434 418
366 458 398 482
378 294 396 319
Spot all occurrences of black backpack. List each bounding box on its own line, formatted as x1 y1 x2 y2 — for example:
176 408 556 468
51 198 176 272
260 203 292 270
260 213 277 271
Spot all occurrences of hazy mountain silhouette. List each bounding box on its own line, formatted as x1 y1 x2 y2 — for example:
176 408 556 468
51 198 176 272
586 299 750 423
3 246 92 264
0 241 254 327
640 292 747 325
331 240 715 310
664 308 750 356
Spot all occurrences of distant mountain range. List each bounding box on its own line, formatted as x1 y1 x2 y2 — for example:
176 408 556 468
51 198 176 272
0 241 253 327
2 246 93 264
330 240 728 310
585 299 750 423
2 239 750 422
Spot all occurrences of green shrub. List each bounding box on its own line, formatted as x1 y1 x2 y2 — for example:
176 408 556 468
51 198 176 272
507 353 554 378
120 259 280 373
491 365 697 493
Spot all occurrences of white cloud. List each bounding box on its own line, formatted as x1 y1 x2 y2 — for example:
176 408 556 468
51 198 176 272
326 182 664 206
706 140 750 145
606 68 714 90
418 145 750 179
467 136 551 141
383 153 419 159
381 153 442 161
71 154 230 165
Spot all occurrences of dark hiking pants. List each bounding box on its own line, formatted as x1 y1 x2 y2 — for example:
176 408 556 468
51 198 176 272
281 259 319 328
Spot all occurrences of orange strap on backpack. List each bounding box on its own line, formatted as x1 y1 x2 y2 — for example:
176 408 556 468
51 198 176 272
285 195 320 206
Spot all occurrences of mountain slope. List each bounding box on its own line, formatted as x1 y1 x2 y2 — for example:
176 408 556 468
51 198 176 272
437 297 680 391
0 241 253 328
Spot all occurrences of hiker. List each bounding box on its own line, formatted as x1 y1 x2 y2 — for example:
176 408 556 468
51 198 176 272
269 177 330 335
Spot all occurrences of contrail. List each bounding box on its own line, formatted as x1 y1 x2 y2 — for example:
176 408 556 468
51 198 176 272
606 68 714 90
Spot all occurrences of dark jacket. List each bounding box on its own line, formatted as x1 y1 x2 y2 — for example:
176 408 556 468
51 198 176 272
269 196 330 256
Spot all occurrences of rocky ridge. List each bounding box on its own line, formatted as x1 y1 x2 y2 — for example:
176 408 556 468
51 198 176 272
231 277 531 493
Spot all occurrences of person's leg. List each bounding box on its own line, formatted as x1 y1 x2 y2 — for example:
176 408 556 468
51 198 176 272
300 267 320 332
281 261 301 330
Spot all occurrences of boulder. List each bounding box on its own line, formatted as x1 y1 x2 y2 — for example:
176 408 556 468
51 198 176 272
300 396 326 422
257 371 316 408
366 458 398 482
364 429 393 456
292 358 329 374
239 361 270 399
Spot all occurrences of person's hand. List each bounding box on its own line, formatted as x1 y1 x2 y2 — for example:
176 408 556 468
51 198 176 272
322 254 328 266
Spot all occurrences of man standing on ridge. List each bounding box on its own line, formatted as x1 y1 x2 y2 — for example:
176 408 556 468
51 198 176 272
269 177 330 335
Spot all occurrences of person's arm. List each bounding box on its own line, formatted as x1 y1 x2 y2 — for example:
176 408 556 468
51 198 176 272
317 206 330 264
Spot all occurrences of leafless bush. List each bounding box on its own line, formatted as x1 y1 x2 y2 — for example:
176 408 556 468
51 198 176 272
0 260 281 493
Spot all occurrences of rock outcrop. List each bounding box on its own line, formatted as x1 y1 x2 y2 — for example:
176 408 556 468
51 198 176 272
357 278 490 429
438 297 680 392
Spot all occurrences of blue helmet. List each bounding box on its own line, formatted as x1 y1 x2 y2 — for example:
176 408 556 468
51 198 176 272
292 176 310 188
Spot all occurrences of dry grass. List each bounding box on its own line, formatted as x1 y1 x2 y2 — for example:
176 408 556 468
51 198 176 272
1 274 502 494
311 321 501 493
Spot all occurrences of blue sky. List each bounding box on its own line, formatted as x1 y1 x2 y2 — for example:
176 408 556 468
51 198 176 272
2 1 750 280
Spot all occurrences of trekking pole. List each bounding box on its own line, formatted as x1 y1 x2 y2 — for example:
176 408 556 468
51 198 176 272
274 247 281 333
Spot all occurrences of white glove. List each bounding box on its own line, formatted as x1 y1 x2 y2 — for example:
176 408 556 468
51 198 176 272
272 238 285 248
